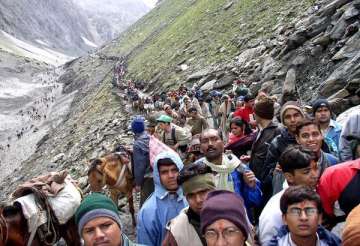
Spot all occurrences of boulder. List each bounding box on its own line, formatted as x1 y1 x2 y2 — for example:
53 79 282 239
329 16 348 40
236 45 266 67
200 79 217 91
332 31 360 60
186 68 212 81
319 0 352 17
51 153 65 163
343 5 359 20
213 72 237 89
312 34 331 47
320 52 360 96
282 67 297 103
285 30 308 51
327 88 351 100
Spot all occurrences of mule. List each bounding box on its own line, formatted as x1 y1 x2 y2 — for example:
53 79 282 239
87 148 136 226
0 203 80 246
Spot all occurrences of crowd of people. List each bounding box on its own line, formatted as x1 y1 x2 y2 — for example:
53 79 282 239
73 71 360 246
0 72 60 154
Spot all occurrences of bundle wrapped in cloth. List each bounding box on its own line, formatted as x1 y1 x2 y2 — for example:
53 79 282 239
12 170 82 233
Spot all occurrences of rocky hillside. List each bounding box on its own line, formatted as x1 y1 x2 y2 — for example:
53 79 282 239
1 0 359 220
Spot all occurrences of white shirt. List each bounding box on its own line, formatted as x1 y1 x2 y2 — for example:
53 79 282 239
259 189 286 245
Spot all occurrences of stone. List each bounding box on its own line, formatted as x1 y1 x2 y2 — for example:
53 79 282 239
292 55 307 66
332 31 360 60
329 16 348 40
224 1 233 10
327 88 351 100
282 67 297 103
319 0 352 17
259 80 275 94
236 45 266 67
311 45 324 56
343 5 359 20
200 79 217 91
306 16 332 38
285 30 308 51
345 78 360 93
320 52 360 97
186 68 212 81
312 34 331 47
213 72 237 89
51 153 65 163
345 21 359 37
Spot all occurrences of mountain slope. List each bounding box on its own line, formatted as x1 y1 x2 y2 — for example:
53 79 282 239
75 0 150 44
0 0 95 57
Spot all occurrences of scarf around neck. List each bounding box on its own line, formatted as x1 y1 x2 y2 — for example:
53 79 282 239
203 154 240 192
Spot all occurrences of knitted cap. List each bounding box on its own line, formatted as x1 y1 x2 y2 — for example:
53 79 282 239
200 190 250 239
280 101 305 123
156 114 173 123
312 99 331 114
182 173 215 196
254 95 275 120
75 193 122 235
342 204 360 246
131 116 145 134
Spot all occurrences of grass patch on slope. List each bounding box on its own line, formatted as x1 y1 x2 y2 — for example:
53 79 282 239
124 0 315 88
102 0 195 56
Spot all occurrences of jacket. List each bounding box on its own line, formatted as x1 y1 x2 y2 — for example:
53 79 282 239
162 208 204 246
249 122 281 182
268 225 341 246
324 119 342 150
136 151 188 246
265 128 297 195
339 112 360 161
133 132 151 186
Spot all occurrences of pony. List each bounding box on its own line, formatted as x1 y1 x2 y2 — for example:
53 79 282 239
87 146 136 226
0 203 80 246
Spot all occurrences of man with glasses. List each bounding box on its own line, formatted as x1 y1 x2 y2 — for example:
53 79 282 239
162 162 216 246
259 145 321 245
200 190 251 246
268 185 341 246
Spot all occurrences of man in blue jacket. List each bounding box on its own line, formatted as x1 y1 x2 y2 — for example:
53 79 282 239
136 151 187 246
131 116 153 207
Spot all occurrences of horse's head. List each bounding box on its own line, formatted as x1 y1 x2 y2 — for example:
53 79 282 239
87 158 106 192
88 147 133 190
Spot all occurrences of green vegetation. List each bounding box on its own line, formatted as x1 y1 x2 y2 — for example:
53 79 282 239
107 0 316 90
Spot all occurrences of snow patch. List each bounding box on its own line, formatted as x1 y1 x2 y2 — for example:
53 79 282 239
35 39 49 46
81 36 98 48
0 78 42 98
0 31 74 66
